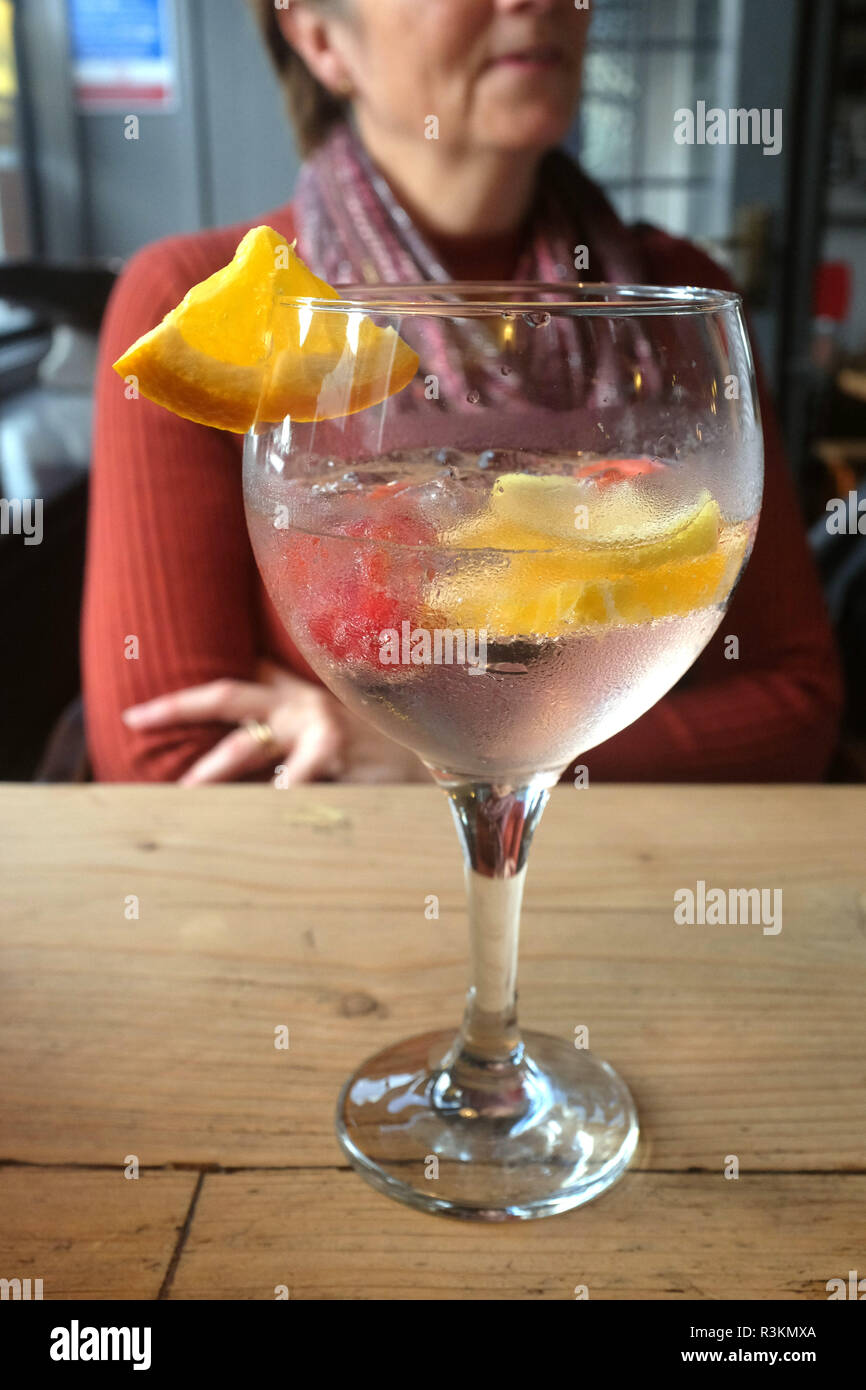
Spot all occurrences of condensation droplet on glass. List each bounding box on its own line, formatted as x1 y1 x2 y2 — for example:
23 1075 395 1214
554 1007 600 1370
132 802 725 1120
523 311 551 328
466 389 481 404
435 447 461 467
500 365 512 376
501 310 516 321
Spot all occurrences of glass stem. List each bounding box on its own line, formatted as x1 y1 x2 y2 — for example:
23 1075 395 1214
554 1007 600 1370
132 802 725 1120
431 772 559 1114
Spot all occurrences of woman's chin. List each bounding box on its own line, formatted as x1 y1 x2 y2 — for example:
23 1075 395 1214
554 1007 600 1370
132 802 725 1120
479 107 576 153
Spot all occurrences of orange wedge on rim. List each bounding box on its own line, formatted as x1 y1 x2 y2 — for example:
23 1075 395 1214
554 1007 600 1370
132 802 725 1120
112 225 419 430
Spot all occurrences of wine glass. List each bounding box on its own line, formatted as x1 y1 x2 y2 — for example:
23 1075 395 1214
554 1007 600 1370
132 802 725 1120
243 283 763 1220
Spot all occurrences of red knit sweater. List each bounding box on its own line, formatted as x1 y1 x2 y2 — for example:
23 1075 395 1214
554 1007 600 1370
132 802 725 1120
82 203 843 782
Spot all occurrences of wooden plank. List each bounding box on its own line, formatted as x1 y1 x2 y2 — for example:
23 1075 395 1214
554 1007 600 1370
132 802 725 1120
0 1167 198 1300
170 1169 866 1301
0 786 864 1169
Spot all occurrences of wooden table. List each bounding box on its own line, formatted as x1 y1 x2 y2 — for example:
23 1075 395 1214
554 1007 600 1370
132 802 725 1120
1 784 864 1301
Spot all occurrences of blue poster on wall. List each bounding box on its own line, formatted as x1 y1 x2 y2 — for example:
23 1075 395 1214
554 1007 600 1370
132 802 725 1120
68 0 177 111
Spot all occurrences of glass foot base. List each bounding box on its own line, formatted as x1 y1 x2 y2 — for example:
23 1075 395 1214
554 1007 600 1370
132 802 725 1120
336 1028 639 1221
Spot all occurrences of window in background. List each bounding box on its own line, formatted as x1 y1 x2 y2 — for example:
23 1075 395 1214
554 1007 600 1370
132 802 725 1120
575 0 742 257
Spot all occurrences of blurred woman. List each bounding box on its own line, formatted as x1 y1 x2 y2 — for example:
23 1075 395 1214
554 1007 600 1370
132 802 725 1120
82 0 842 783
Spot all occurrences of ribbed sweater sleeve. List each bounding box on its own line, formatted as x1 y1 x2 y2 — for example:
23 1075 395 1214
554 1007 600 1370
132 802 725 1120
82 232 261 781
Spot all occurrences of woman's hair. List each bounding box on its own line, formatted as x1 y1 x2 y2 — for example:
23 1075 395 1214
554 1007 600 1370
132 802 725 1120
250 0 350 158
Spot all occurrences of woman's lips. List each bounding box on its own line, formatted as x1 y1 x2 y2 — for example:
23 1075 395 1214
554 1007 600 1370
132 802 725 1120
487 47 565 72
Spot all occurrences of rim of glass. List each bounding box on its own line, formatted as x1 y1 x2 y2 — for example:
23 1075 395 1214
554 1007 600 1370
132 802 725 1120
274 281 741 317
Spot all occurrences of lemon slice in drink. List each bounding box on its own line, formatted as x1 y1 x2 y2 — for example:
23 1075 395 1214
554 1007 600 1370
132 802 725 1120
488 470 719 559
113 226 419 430
428 471 747 637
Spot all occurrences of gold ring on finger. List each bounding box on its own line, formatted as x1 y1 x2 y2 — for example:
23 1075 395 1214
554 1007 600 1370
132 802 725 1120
241 718 277 751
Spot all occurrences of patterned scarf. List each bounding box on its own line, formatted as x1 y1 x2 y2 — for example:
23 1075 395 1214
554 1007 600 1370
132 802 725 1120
292 119 658 415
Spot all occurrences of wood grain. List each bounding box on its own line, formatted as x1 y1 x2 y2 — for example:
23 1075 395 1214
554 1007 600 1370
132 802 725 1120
169 1169 866 1301
1 786 863 1170
0 784 864 1299
0 1167 198 1300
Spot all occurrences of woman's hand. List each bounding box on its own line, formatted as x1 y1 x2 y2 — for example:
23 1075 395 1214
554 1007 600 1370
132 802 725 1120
122 659 430 786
